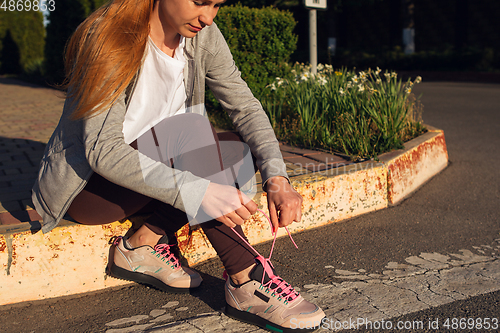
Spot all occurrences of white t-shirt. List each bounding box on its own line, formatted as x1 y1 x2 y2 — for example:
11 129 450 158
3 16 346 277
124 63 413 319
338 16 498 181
123 36 187 144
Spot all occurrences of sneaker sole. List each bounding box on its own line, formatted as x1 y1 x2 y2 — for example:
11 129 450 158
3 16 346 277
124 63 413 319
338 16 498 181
225 303 321 333
107 263 196 294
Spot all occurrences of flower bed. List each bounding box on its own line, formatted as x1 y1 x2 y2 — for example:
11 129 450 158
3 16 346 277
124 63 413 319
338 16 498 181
260 64 426 161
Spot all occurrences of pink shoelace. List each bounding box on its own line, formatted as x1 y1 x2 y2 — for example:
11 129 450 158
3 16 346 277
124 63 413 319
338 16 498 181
153 243 180 269
229 209 300 303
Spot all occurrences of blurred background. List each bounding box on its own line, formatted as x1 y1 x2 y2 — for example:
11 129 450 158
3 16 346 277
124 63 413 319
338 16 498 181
0 0 499 85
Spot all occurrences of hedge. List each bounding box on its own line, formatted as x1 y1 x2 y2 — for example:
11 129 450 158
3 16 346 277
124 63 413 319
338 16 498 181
44 0 107 83
0 10 45 75
214 4 297 98
208 4 297 128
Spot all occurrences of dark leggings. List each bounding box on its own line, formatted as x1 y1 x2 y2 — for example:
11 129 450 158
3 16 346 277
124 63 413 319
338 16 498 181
67 113 257 275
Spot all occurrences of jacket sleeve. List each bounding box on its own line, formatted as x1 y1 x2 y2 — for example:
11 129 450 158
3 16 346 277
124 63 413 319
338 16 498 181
203 25 289 187
79 92 210 219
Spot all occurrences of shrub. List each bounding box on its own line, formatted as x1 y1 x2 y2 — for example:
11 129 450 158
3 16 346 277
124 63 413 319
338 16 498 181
0 10 45 75
261 65 426 161
208 4 297 129
44 0 107 83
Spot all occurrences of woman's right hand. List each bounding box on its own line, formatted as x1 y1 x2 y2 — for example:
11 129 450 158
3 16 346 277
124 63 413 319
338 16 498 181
199 182 258 228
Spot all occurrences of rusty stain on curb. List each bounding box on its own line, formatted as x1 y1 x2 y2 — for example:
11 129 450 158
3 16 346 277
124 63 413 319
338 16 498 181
0 128 449 305
380 131 448 205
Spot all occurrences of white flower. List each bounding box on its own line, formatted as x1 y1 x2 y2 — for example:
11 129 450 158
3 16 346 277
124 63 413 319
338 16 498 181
405 87 412 94
339 88 345 95
376 78 382 84
270 83 277 91
358 84 365 92
391 72 397 78
415 76 422 84
317 63 324 72
318 76 327 86
300 73 309 81
375 67 381 75
384 72 391 80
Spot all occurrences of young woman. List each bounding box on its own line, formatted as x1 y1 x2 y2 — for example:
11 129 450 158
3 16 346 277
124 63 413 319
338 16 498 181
32 0 324 331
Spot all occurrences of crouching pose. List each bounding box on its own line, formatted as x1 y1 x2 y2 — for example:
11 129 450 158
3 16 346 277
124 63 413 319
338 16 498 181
32 0 325 331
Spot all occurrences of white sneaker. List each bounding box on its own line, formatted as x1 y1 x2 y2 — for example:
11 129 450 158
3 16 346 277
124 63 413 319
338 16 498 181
107 236 202 292
225 255 325 332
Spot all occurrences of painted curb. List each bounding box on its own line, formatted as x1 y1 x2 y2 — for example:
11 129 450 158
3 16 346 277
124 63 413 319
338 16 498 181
379 130 448 205
0 221 134 305
0 129 448 305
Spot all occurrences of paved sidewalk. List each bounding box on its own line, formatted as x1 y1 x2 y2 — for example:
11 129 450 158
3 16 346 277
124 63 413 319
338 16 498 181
0 77 65 226
0 76 351 228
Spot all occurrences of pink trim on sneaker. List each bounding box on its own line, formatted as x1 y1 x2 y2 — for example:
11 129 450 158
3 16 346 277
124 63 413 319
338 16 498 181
229 209 300 302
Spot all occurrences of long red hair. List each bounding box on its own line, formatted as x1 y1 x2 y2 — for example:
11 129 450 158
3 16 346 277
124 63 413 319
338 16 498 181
64 0 154 119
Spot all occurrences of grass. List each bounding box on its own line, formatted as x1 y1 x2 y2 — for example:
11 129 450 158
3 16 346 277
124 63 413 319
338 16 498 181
259 64 426 161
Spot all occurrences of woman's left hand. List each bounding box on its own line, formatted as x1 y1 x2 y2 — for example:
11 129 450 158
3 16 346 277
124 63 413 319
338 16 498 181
266 176 303 232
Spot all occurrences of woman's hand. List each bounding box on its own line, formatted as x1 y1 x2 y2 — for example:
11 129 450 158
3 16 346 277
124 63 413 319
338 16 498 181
266 176 303 232
200 182 258 228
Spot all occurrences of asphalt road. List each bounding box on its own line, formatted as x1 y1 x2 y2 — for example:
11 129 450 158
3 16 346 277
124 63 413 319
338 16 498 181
0 81 499 333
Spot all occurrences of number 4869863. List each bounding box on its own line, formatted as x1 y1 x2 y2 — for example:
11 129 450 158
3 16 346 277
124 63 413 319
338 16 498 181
1 0 56 12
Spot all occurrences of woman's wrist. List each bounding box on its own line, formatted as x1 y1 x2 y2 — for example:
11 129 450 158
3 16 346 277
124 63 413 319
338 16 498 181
264 175 290 192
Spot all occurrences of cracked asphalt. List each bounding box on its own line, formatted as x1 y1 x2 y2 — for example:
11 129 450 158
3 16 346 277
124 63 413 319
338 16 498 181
0 80 499 332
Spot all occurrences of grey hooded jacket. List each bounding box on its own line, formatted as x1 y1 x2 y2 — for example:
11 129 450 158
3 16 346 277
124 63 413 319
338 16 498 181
32 23 288 233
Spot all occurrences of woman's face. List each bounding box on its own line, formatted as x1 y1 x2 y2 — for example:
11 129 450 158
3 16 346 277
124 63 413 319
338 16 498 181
156 0 225 38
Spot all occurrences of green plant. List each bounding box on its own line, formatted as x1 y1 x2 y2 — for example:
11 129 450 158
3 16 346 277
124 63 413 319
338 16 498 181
44 0 107 83
0 10 45 75
261 65 426 161
208 4 297 129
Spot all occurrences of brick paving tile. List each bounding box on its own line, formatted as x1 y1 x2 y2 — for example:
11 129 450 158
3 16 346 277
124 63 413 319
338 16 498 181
0 78 63 141
0 187 16 195
0 212 22 225
11 154 28 161
0 190 32 202
28 209 42 221
3 169 21 175
304 163 338 172
285 162 303 171
11 178 37 186
19 166 40 174
1 160 34 169
0 173 37 182
283 156 321 169
279 144 321 156
6 184 32 194
21 199 37 210
0 210 40 225
280 150 301 158
305 152 349 164
0 200 22 213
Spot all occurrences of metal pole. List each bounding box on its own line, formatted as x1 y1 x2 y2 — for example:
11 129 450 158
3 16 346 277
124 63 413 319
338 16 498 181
309 9 317 75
